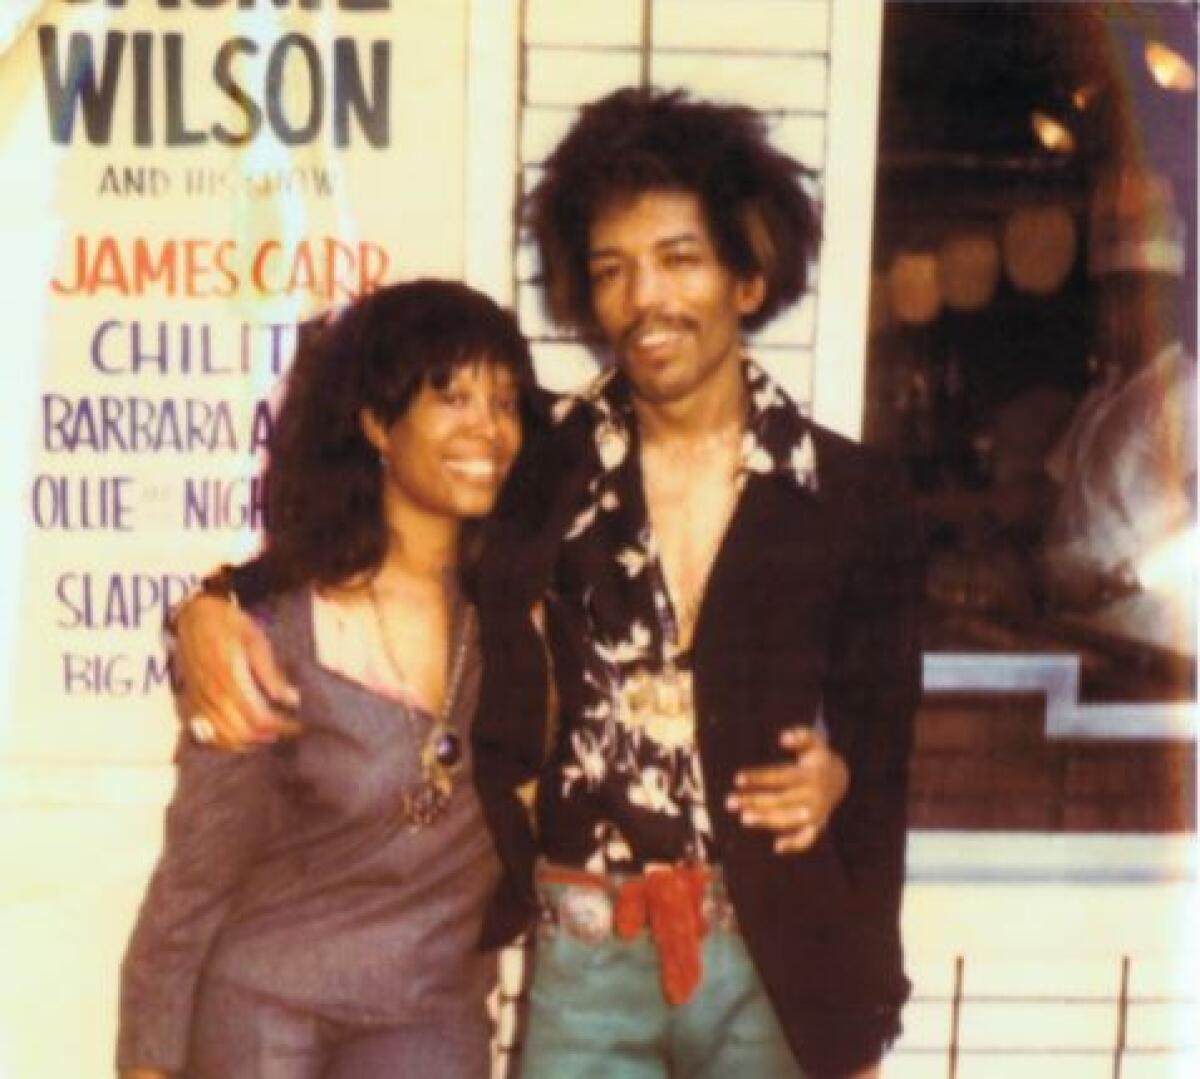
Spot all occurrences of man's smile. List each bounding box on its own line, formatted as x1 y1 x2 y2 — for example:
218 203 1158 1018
623 317 695 359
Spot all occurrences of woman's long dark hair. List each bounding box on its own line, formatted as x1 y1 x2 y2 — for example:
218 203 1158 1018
257 279 535 593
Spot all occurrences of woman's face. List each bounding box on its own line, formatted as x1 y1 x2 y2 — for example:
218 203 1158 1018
363 359 523 525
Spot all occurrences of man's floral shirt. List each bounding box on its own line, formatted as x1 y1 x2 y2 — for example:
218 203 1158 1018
537 359 820 872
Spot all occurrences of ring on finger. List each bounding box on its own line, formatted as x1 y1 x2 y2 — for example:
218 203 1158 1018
189 714 217 745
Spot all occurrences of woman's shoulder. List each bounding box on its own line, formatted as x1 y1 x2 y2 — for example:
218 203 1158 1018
247 584 309 623
245 586 315 666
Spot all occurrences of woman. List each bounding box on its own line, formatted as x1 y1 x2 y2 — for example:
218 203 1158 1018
118 280 534 1078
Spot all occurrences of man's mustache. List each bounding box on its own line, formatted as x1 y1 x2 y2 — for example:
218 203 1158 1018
618 314 697 352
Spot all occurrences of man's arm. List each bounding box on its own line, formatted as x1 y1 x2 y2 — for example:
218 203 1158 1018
823 459 924 920
173 565 300 749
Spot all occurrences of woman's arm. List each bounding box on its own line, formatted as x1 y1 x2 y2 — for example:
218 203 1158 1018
116 734 275 1074
726 728 851 854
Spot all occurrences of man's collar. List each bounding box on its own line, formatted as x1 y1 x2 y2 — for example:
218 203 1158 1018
552 357 819 494
740 358 819 493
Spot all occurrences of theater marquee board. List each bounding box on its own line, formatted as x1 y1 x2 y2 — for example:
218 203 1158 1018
0 0 472 766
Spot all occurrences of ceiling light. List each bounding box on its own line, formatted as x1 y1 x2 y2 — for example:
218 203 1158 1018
1031 111 1076 154
1145 40 1197 92
1071 82 1100 110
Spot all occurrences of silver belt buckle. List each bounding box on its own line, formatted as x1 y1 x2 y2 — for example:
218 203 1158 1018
700 891 735 933
558 885 614 943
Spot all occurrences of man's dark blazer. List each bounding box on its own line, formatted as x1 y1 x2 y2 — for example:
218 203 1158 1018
473 391 925 1077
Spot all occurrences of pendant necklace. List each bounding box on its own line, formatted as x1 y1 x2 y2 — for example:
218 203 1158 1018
369 579 469 829
629 427 742 749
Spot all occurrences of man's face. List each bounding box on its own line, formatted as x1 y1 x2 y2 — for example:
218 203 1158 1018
586 189 764 408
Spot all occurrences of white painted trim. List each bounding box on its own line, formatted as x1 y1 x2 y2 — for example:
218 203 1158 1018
908 829 1198 883
463 0 521 303
810 0 883 439
924 653 1199 740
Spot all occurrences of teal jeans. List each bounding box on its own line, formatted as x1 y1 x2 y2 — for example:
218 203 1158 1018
520 878 804 1078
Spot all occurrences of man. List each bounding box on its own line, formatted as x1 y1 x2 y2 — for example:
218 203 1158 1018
178 89 922 1077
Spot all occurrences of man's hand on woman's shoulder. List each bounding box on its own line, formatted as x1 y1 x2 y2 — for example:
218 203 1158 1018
176 594 301 751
